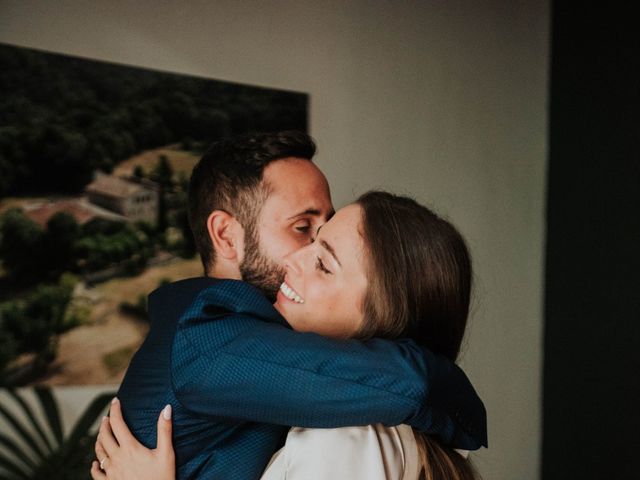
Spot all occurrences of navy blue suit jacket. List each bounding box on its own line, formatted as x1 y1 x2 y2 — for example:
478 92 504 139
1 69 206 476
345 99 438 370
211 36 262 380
117 278 487 479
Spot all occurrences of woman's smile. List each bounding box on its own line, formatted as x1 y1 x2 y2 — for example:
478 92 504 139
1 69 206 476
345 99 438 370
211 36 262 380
273 204 367 338
279 280 305 304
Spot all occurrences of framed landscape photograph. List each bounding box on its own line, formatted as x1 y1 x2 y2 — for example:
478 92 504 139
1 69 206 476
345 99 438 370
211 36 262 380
0 43 309 387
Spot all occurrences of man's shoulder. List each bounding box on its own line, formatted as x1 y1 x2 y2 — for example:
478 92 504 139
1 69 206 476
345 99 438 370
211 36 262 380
184 279 281 322
146 277 218 325
150 276 217 301
148 277 272 327
151 277 265 304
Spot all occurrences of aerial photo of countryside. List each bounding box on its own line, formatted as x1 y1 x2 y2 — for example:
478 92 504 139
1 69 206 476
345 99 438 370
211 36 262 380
0 43 308 386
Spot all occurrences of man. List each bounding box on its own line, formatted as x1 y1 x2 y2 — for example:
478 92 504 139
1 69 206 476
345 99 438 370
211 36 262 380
114 131 487 479
187 130 333 300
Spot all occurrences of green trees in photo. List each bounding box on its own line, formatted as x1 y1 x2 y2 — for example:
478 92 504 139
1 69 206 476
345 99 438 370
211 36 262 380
75 223 153 273
0 208 159 285
0 43 308 197
44 212 81 276
0 209 44 285
0 274 80 381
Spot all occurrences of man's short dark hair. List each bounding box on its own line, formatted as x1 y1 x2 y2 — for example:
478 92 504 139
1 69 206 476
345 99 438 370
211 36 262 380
188 130 317 274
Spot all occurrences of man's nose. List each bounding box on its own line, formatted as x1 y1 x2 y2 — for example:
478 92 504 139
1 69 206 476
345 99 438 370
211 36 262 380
309 224 323 244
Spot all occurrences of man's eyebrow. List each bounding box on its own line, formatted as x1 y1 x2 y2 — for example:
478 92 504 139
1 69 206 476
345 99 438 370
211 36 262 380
320 239 341 267
286 208 323 220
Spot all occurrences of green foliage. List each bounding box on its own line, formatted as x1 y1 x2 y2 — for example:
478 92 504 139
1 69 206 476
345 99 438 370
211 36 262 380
0 210 82 282
119 293 148 320
43 213 81 275
81 218 127 236
151 154 174 187
151 154 174 233
0 274 79 379
0 329 16 375
0 209 44 284
35 125 93 192
0 207 161 288
75 223 153 272
0 43 308 197
0 387 115 479
133 164 145 178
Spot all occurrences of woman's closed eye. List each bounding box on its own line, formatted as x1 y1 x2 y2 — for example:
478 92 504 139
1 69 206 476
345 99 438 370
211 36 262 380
315 257 332 274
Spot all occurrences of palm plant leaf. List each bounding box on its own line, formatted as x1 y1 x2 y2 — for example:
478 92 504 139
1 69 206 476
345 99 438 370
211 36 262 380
32 387 63 447
0 431 38 473
0 401 47 462
0 387 116 480
0 449 31 480
7 388 56 453
64 391 114 452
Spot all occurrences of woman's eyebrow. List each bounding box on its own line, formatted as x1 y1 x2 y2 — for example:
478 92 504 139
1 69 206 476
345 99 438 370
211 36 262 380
320 239 341 267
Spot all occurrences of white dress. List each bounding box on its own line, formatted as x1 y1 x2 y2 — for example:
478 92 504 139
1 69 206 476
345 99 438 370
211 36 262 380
260 424 421 480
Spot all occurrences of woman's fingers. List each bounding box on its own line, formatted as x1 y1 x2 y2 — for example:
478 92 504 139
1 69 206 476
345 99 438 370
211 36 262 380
90 460 107 479
108 397 135 447
156 405 174 455
97 415 119 455
95 438 109 466
92 401 174 480
95 438 105 461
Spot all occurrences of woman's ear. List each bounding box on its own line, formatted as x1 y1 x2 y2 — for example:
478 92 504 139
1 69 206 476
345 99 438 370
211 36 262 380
206 210 244 260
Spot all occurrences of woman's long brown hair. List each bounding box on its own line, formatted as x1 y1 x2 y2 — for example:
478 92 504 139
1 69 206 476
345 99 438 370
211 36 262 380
356 191 480 480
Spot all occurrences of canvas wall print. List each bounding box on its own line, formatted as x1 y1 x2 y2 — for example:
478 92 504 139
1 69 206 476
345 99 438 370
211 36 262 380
0 43 309 386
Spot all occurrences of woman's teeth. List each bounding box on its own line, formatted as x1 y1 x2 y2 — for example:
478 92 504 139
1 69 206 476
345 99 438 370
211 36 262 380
280 282 304 304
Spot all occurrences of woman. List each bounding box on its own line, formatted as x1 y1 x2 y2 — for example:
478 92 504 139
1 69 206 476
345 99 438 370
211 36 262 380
93 191 481 480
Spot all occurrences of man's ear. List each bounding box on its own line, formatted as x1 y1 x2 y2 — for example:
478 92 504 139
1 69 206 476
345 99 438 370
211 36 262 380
206 210 244 260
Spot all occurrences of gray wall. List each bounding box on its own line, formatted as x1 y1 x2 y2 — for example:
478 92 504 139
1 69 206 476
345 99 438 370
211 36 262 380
0 1 549 478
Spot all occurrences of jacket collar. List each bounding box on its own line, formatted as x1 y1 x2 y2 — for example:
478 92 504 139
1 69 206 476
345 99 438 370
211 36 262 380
152 277 287 327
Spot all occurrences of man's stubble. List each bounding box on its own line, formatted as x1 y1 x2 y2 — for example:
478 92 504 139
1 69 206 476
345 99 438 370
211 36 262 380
239 222 284 302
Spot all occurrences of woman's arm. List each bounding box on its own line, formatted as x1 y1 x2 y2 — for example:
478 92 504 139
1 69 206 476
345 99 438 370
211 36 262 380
91 398 175 480
173 293 486 450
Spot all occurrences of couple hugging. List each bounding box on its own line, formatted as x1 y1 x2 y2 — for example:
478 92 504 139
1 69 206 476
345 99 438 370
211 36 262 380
91 131 487 480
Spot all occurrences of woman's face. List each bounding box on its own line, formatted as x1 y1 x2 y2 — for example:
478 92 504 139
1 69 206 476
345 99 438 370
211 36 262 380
274 203 368 338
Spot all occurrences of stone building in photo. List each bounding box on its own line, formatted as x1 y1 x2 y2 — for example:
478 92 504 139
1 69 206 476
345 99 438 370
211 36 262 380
85 173 159 224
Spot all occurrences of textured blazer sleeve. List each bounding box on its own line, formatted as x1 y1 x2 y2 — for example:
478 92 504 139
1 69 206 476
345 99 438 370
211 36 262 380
171 287 487 450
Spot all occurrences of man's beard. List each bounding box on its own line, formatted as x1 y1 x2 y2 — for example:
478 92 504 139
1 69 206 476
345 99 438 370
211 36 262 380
239 226 285 302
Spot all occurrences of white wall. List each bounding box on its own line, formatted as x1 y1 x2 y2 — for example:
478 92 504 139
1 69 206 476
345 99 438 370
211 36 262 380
0 1 549 478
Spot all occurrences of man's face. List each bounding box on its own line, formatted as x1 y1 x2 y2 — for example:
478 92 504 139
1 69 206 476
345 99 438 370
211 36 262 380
240 157 334 300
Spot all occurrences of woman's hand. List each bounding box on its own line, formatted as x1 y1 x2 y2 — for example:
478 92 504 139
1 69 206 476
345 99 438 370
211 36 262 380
91 398 176 480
